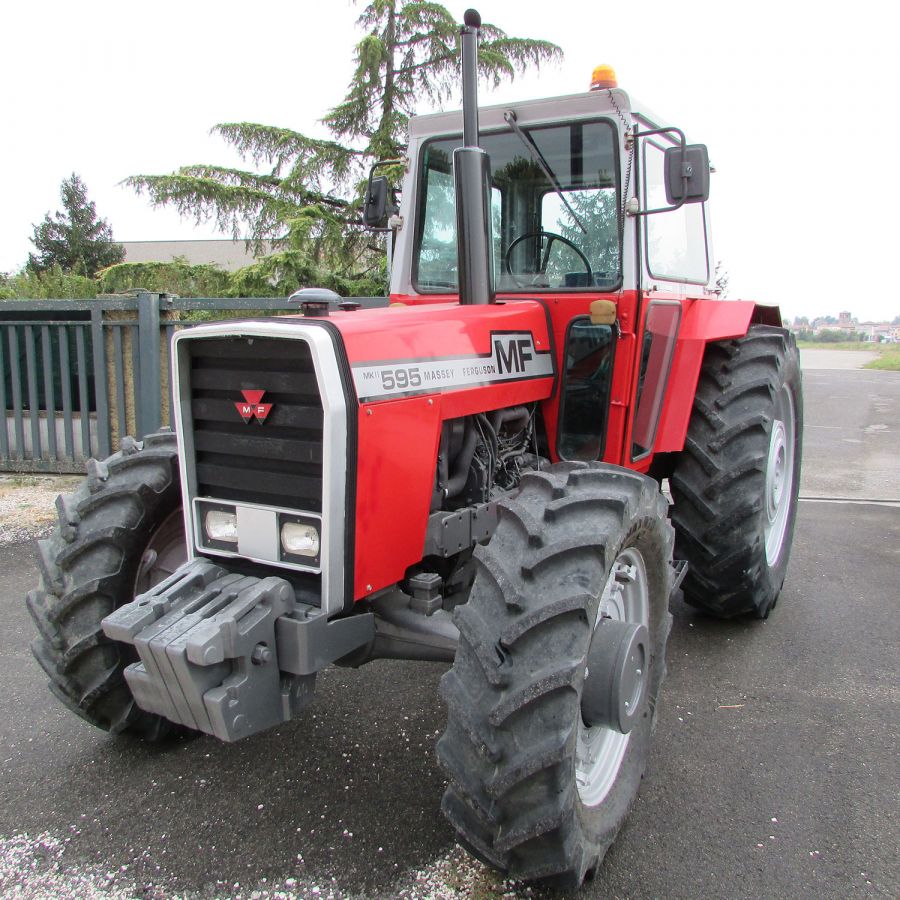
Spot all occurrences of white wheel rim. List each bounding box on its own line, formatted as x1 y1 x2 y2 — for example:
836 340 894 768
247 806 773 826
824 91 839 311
764 384 796 567
575 547 649 807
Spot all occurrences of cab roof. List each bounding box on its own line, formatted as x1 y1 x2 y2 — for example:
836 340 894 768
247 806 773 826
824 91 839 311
408 88 671 139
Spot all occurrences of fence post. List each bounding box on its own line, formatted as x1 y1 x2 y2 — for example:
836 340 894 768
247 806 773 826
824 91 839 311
90 304 112 458
137 291 162 437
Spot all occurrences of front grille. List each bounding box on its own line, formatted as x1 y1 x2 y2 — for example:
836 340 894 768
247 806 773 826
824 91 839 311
187 336 323 512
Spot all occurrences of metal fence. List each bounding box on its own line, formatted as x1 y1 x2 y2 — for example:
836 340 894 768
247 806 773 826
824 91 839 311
0 293 385 473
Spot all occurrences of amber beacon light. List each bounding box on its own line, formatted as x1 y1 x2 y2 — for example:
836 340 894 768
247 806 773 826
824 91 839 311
590 64 617 90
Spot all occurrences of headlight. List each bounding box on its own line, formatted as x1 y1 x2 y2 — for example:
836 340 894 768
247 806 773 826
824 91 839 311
205 509 238 543
281 521 319 558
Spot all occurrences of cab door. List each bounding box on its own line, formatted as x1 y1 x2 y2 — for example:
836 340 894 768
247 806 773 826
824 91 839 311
627 119 714 469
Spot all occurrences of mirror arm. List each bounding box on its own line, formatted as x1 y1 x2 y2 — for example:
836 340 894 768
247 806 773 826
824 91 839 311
628 126 689 217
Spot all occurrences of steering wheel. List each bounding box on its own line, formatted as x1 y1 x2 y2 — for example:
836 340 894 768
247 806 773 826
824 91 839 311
504 230 593 288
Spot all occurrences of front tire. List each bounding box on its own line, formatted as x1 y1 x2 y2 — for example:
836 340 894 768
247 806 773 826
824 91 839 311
26 430 188 739
437 463 673 888
670 325 803 618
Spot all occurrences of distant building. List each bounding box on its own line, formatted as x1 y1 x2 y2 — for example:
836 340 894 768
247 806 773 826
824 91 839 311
858 322 899 343
789 311 897 342
120 239 276 272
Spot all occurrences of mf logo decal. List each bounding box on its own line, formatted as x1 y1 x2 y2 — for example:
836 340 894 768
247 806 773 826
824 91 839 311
494 336 535 374
351 331 553 401
234 389 273 424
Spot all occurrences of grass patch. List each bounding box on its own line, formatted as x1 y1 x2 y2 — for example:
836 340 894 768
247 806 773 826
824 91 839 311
864 346 900 370
795 340 875 350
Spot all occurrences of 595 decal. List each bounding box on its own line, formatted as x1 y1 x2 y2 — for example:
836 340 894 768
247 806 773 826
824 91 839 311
351 332 553 401
379 367 422 391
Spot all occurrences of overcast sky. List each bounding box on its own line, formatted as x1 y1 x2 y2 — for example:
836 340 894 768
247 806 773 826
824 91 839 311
2 0 896 322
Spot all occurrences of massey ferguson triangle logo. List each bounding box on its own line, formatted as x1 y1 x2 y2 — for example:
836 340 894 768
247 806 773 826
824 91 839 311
234 389 273 424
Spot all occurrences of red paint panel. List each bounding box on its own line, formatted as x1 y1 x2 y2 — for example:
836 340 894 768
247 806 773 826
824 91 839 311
354 395 443 599
342 292 769 595
337 299 561 600
604 292 640 465
604 331 635 465
334 300 552 368
654 297 758 452
436 379 553 419
677 297 758 341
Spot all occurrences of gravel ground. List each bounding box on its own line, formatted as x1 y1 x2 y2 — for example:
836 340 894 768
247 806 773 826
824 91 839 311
0 475 81 547
0 831 515 900
0 833 135 900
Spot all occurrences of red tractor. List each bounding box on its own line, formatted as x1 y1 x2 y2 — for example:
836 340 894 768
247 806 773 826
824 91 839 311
27 10 802 889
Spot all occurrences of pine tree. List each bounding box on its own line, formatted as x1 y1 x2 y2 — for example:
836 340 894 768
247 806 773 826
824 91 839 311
125 1 561 293
556 190 620 278
28 174 125 276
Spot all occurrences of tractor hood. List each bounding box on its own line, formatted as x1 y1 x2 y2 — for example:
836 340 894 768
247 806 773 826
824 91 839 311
322 298 556 413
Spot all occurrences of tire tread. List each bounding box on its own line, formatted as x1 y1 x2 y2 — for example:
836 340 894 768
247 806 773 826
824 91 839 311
26 430 184 739
670 325 802 617
438 462 673 886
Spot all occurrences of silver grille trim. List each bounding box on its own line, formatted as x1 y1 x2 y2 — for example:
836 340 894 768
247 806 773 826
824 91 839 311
172 320 348 618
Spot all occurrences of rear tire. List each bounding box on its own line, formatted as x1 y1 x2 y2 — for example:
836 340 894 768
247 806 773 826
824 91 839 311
670 325 803 618
26 430 188 739
437 463 673 888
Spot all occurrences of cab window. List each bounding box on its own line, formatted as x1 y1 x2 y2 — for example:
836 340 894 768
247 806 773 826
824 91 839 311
642 140 709 284
631 301 681 459
419 164 503 289
415 120 620 292
558 318 616 461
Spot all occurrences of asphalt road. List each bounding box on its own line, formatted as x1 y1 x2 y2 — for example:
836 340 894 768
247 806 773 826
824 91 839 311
799 352 900 501
799 348 881 370
1 354 898 899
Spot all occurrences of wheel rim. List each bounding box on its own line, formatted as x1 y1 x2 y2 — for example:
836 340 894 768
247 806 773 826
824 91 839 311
576 547 650 807
134 509 188 595
764 384 796 567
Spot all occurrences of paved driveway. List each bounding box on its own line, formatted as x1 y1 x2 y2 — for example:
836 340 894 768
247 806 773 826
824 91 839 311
799 348 880 370
800 358 900 502
0 351 897 899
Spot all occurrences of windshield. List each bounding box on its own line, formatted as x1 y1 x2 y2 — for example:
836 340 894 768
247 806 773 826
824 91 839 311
414 119 620 293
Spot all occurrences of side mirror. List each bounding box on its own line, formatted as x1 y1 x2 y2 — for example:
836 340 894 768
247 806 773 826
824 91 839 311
363 175 391 228
664 144 710 205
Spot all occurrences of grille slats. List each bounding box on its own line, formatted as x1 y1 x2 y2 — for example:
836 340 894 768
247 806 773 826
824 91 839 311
191 367 319 395
193 430 323 464
189 340 304 362
187 337 324 512
196 462 322 500
191 397 324 429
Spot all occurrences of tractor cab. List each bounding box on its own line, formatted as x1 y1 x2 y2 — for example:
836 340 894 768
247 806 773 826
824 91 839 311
385 76 713 306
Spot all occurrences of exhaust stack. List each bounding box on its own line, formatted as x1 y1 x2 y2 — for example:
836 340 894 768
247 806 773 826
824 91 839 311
454 9 495 305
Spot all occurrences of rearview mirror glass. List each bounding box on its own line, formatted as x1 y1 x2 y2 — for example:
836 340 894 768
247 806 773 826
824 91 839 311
363 176 390 227
664 144 710 205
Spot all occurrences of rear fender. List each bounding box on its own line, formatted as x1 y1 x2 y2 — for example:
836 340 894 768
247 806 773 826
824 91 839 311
654 300 782 453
